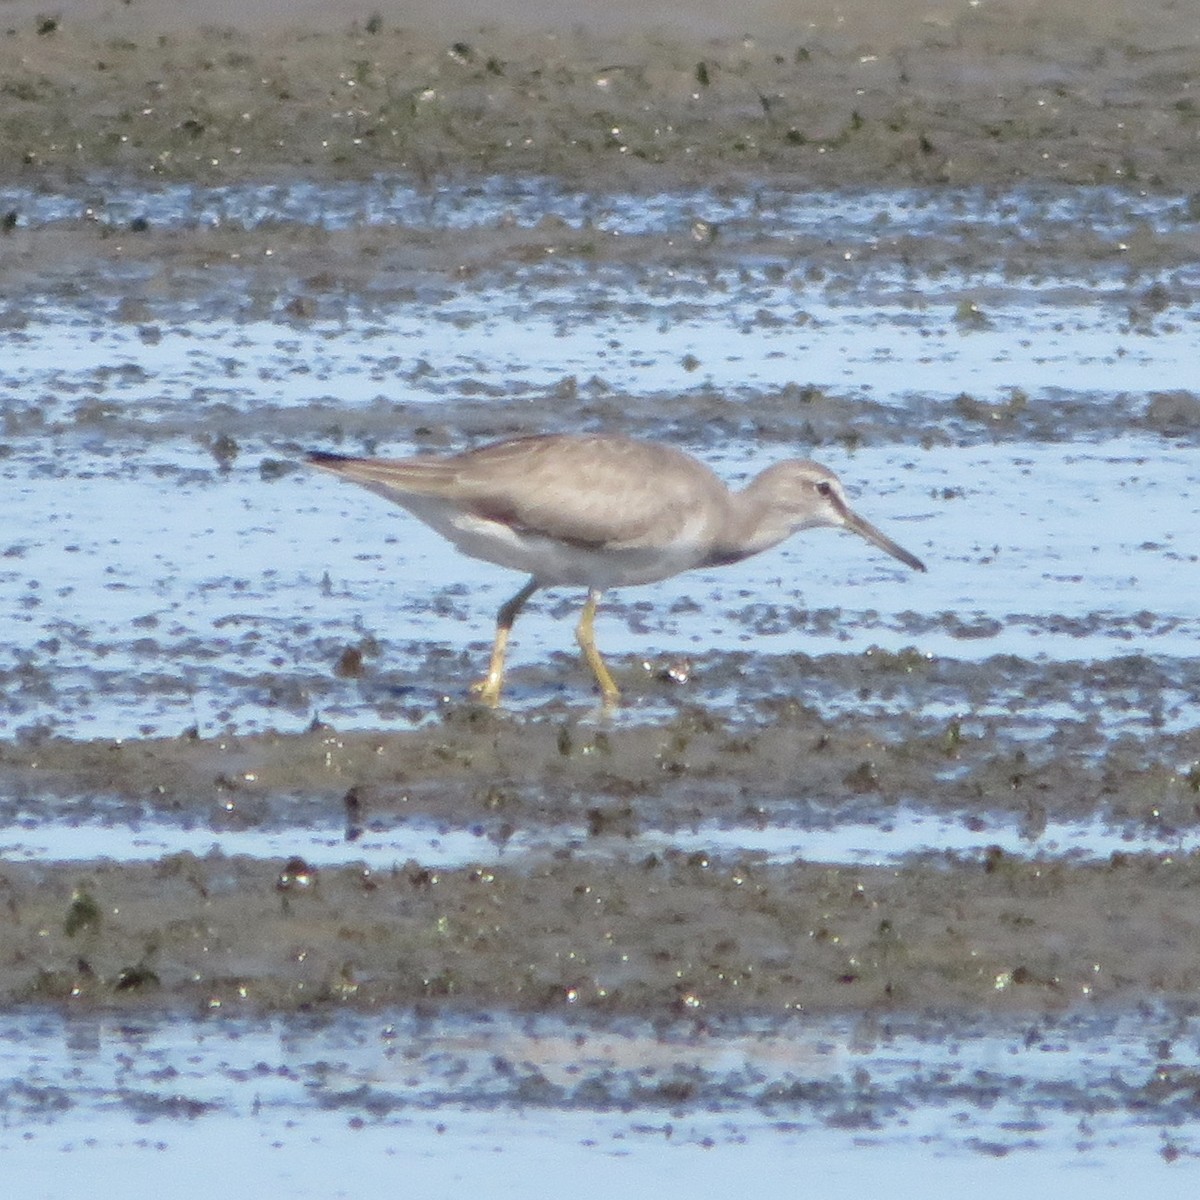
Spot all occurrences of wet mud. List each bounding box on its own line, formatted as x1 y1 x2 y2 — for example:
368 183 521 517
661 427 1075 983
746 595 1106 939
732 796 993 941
2 703 1200 1014
2 0 1200 192
0 0 1199 1032
9 815 1200 1016
6 4 1200 1187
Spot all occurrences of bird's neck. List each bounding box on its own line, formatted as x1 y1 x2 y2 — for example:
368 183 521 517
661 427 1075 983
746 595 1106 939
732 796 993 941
705 479 795 566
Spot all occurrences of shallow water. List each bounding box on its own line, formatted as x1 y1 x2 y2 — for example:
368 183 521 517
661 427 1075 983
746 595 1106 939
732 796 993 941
0 803 1196 871
3 180 1199 743
3 177 1193 238
4 174 1200 1192
3 1007 1199 1197
5 436 1195 736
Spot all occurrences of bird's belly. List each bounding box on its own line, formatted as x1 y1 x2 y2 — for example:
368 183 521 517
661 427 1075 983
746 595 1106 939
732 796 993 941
403 501 706 588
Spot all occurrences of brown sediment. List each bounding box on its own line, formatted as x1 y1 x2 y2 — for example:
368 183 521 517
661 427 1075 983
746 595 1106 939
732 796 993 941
4 837 1198 1014
2 0 1200 1022
0 0 1196 190
2 699 1199 829
1 710 1199 1015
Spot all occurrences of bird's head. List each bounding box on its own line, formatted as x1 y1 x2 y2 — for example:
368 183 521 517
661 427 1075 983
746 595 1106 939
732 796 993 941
748 460 926 572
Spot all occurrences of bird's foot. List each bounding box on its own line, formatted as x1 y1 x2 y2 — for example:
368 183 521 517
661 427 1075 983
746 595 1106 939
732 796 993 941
469 674 503 708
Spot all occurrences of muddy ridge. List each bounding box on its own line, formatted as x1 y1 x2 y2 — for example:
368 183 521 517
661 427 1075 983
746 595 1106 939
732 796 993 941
3 3 1200 1025
0 2 1199 191
2 708 1200 1015
4 696 1200 829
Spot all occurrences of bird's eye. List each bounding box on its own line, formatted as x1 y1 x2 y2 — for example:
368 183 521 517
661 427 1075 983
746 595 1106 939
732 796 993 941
815 480 833 497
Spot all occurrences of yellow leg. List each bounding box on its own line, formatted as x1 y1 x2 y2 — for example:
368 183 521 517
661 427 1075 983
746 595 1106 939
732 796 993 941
471 578 538 706
576 588 620 706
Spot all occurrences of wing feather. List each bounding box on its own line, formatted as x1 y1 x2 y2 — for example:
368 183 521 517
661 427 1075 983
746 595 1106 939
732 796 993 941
309 436 728 550
447 435 726 550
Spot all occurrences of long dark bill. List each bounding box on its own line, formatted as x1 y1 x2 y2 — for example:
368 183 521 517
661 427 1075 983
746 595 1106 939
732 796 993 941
842 507 926 573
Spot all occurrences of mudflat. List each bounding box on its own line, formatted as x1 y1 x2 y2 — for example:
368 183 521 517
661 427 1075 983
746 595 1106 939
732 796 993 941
1 0 1199 1023
0 0 1198 189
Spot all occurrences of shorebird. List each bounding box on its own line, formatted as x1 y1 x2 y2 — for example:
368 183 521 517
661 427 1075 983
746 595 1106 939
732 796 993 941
307 433 926 705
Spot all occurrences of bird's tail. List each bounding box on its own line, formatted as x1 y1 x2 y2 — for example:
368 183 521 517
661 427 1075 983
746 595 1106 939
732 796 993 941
305 450 459 497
